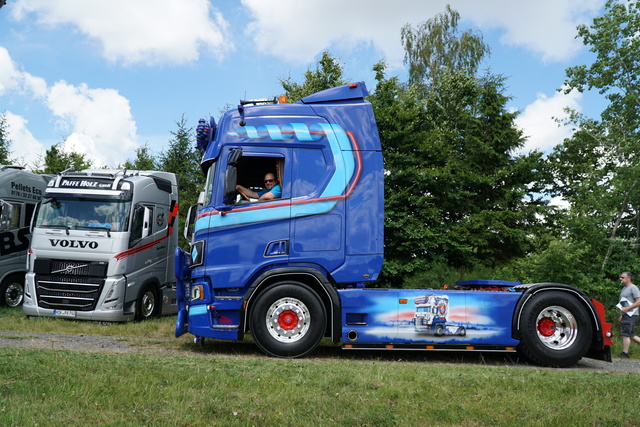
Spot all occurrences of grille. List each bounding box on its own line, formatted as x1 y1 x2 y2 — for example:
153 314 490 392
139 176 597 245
34 259 108 311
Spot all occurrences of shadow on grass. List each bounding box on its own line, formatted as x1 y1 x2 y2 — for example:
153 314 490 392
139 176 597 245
177 336 529 367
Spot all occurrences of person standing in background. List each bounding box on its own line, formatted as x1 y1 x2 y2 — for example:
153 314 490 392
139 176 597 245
617 272 640 358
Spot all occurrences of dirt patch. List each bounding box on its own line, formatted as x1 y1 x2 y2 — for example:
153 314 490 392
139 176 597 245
0 332 175 354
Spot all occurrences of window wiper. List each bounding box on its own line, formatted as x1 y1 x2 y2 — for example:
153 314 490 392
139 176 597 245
77 225 111 237
43 224 70 235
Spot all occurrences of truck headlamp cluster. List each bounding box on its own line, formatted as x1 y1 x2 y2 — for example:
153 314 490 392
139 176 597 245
191 284 205 301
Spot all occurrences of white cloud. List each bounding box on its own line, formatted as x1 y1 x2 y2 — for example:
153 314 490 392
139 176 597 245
242 0 603 66
459 0 603 63
0 47 47 98
0 47 139 168
3 112 46 169
242 0 415 65
0 48 21 95
11 0 233 65
515 89 582 154
47 82 138 167
549 196 570 210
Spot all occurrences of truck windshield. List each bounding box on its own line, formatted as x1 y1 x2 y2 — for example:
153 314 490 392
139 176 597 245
35 197 131 232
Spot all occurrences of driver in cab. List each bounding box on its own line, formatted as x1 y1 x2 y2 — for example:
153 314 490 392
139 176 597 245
236 173 281 201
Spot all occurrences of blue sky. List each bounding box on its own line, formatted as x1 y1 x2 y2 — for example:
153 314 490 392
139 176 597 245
0 0 606 170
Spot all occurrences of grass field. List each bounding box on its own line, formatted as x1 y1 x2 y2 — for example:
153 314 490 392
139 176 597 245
0 307 638 426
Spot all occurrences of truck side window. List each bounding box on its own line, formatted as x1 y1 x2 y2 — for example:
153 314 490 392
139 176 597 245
233 155 284 203
130 205 144 242
293 148 328 198
7 202 22 230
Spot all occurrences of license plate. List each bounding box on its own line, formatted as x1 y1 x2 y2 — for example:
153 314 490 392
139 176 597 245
53 310 77 318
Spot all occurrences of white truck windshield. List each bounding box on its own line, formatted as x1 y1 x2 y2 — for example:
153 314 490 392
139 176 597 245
36 198 131 232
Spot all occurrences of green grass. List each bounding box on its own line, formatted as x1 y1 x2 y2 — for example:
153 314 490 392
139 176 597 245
0 306 177 339
0 307 638 425
1 348 638 426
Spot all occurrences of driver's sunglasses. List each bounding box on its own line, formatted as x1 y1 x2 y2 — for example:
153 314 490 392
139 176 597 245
264 179 275 183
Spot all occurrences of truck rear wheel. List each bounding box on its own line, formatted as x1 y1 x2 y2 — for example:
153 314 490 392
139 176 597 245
135 284 160 321
517 291 592 367
435 324 444 336
249 282 326 358
0 275 24 308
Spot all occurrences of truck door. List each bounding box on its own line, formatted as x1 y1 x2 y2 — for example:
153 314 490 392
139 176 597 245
202 148 291 286
290 142 345 271
125 203 158 306
0 201 30 259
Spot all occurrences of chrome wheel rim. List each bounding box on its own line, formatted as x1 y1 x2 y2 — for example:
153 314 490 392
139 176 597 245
536 305 578 350
265 297 310 343
141 291 155 318
5 283 23 307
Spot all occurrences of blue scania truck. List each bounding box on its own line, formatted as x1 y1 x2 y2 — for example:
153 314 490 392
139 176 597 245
175 82 613 367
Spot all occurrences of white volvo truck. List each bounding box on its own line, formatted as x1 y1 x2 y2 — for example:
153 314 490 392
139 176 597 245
23 169 179 321
0 166 50 307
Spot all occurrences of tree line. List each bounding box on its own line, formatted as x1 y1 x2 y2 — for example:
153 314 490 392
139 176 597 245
284 1 640 309
0 2 635 308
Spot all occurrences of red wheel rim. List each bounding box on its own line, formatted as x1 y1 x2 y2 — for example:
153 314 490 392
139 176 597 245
277 310 299 331
537 317 556 336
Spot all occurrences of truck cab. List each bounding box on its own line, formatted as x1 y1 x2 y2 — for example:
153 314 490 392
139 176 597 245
0 165 50 307
23 169 179 321
177 83 383 355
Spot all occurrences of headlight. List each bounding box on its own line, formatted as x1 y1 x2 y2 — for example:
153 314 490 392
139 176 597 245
191 284 205 301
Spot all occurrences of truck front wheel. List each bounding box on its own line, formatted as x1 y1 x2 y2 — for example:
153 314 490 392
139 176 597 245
0 275 24 308
136 284 160 321
250 282 326 358
517 291 592 367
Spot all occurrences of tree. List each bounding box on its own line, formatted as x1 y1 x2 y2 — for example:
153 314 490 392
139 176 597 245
37 141 92 174
122 143 157 170
555 0 640 278
0 112 13 164
157 115 203 248
401 4 490 89
370 63 546 286
279 51 347 102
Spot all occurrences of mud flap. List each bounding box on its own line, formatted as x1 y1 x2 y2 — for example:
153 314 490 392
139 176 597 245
175 308 188 337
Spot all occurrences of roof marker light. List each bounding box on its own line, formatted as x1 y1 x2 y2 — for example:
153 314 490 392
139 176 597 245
348 83 358 89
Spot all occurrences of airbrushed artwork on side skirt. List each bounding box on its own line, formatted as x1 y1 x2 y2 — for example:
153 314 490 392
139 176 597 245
340 289 521 346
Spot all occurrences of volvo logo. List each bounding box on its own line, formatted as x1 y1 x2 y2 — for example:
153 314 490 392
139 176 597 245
52 263 89 274
49 239 99 249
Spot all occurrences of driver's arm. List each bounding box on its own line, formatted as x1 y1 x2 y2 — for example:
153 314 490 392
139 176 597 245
258 192 275 201
236 184 259 199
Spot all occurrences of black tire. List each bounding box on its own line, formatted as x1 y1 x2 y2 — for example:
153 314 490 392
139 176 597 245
0 274 24 308
135 284 160 321
435 324 444 336
249 282 326 358
517 291 593 367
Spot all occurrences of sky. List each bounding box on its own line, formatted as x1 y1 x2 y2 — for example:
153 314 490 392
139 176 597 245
0 0 607 170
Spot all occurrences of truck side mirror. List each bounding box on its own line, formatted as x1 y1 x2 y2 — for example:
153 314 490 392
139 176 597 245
130 204 152 246
228 148 242 166
141 206 152 239
224 167 238 202
30 202 39 232
184 203 198 241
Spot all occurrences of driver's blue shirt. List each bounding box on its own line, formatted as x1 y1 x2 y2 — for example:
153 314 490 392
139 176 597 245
258 184 281 198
